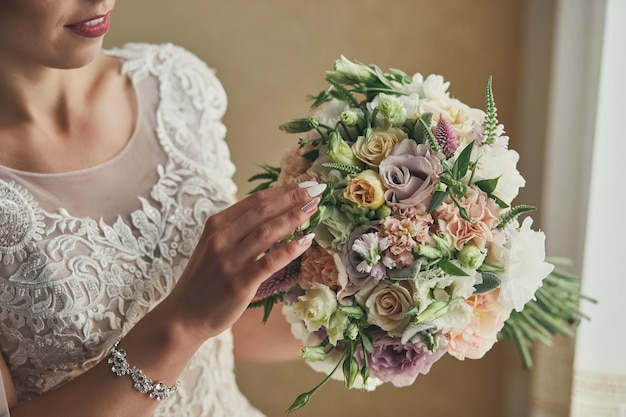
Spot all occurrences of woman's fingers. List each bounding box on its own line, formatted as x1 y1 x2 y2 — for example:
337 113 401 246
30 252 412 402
206 181 325 257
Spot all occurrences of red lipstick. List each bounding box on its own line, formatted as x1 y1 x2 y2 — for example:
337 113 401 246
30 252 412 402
65 12 111 38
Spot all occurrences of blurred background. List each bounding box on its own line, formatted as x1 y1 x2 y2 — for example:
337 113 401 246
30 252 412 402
104 1 624 416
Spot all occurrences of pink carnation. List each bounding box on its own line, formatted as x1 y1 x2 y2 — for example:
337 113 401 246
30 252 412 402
434 186 501 250
299 246 343 291
447 290 510 360
275 144 314 186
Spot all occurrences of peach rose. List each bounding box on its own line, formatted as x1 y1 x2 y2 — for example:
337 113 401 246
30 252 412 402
344 169 386 210
355 280 415 338
434 186 502 251
352 127 407 167
447 289 510 360
299 246 345 291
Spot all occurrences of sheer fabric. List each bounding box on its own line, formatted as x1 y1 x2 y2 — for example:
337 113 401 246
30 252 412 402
0 43 264 417
0 371 8 417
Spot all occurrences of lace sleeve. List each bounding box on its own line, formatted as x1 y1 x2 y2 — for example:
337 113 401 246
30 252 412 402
107 43 237 196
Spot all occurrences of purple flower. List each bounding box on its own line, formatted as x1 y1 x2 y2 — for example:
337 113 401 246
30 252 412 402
341 225 386 294
355 332 447 387
379 139 443 207
434 117 458 157
253 262 300 301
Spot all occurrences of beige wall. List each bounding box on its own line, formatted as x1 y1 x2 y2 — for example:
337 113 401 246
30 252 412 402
104 1 545 416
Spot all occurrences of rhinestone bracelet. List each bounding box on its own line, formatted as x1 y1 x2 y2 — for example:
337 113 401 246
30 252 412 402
107 338 179 401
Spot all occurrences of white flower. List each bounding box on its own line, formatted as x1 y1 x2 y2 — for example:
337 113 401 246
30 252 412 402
498 217 554 312
468 145 526 205
312 98 351 128
291 283 338 332
326 309 349 345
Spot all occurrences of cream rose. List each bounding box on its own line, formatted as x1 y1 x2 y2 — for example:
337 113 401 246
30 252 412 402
292 283 338 333
344 169 386 210
352 127 407 167
355 280 415 337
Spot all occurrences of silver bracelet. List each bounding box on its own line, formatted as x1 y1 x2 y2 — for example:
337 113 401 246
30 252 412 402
107 338 179 401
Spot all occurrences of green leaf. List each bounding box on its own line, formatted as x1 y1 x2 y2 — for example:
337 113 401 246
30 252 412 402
360 332 374 353
474 272 502 294
437 259 469 276
427 189 449 213
475 176 500 194
302 149 320 162
452 141 474 180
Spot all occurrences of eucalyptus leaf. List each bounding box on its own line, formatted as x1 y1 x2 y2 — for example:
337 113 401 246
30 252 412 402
387 263 421 280
474 272 502 294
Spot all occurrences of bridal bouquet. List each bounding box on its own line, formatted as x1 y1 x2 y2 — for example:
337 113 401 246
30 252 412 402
249 56 590 413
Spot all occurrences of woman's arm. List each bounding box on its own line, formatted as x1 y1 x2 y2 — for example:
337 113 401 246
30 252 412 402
1 182 324 417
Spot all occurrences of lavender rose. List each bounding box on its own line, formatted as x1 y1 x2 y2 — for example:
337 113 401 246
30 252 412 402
355 332 448 387
379 139 443 207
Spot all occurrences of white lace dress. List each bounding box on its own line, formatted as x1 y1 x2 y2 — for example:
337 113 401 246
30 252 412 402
0 43 265 417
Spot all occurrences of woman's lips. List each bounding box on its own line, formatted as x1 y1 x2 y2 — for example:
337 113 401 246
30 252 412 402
65 13 111 38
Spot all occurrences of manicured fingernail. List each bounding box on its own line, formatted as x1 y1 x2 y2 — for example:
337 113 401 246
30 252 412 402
304 183 327 197
298 181 319 188
301 197 320 213
297 233 316 246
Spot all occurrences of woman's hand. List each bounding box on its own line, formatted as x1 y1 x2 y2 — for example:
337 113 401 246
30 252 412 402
163 181 325 344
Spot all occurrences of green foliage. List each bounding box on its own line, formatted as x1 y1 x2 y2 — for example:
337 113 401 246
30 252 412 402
483 76 499 145
497 205 536 229
321 162 363 176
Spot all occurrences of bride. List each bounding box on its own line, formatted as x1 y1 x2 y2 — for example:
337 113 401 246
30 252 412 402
0 1 324 416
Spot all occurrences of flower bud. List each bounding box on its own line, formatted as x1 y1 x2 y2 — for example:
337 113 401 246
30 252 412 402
415 300 453 323
326 131 363 167
375 204 392 219
377 93 407 127
341 110 360 127
457 244 486 269
326 55 377 84
415 244 441 259
301 346 329 362
346 323 359 341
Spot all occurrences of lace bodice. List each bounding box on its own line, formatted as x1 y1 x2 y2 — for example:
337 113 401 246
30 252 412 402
0 43 264 417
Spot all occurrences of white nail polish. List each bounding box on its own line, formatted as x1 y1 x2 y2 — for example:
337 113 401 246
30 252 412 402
305 183 327 197
298 181 319 188
297 233 315 246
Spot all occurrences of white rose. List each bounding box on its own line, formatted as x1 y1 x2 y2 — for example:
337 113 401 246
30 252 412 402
498 217 554 312
292 283 338 332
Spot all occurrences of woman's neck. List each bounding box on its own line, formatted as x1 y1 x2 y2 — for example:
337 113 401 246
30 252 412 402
0 53 103 130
